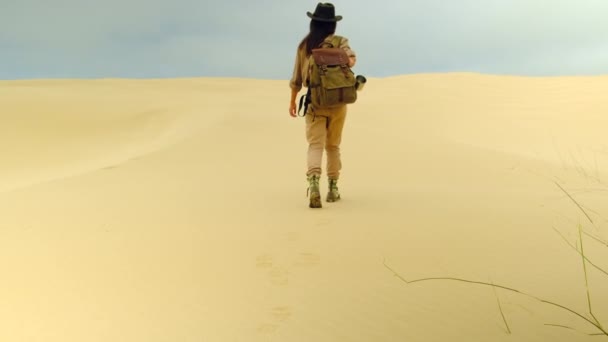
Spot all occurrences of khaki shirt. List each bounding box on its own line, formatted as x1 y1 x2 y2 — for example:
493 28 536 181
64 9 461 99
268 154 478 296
289 35 356 92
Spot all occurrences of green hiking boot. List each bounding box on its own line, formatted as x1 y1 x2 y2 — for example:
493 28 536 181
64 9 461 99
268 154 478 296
307 175 322 208
326 178 341 202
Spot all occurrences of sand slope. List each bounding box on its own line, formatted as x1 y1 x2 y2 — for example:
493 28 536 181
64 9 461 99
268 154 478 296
1 74 607 341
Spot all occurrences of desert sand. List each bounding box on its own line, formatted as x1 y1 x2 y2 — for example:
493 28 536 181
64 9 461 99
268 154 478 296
1 73 607 341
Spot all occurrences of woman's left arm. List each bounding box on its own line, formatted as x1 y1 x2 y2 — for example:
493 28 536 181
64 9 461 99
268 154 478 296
289 47 303 117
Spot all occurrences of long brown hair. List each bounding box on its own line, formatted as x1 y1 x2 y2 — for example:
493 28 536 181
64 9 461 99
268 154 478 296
298 20 337 56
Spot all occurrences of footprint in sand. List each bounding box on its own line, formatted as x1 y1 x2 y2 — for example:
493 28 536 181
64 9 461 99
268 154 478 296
254 254 312 335
270 306 293 322
256 254 290 286
255 252 320 286
267 267 290 286
257 323 279 335
257 306 293 335
256 254 273 269
293 252 321 268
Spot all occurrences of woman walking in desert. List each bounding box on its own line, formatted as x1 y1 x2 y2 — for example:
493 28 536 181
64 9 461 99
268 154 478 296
289 3 357 208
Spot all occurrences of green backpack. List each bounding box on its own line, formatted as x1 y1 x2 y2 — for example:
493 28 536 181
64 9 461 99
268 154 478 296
299 36 357 116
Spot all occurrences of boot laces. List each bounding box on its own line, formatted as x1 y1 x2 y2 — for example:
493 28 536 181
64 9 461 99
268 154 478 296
307 176 320 197
329 179 339 191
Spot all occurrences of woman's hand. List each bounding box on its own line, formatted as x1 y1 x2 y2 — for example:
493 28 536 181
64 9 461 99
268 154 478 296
289 101 297 117
349 56 356 68
289 88 300 117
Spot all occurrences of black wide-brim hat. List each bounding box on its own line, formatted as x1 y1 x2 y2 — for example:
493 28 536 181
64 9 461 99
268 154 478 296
307 2 343 22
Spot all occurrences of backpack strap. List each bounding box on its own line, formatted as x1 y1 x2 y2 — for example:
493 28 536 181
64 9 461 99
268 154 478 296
319 35 342 49
330 35 342 49
299 35 343 120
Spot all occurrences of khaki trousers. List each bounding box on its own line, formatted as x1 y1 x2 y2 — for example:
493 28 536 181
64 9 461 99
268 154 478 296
305 105 347 179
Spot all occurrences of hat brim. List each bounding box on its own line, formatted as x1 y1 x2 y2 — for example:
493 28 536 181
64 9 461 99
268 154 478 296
307 12 343 22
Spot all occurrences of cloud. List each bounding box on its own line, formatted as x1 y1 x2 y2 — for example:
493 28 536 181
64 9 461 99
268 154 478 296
340 0 608 76
1 0 608 79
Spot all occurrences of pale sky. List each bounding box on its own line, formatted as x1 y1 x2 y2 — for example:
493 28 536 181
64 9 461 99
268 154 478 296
1 0 608 79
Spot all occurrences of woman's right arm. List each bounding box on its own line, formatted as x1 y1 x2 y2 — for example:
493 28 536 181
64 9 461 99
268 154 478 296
339 37 357 68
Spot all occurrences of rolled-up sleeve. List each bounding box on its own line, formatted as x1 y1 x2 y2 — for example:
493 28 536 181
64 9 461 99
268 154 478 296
289 48 303 92
339 37 356 58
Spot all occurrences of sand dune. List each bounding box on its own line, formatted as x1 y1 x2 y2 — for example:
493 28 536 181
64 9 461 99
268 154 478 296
1 74 607 341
